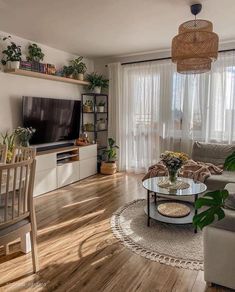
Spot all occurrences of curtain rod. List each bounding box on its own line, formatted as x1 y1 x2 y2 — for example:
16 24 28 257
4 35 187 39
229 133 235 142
105 49 235 67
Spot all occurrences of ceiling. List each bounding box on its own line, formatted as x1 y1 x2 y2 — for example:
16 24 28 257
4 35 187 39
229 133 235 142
0 0 234 58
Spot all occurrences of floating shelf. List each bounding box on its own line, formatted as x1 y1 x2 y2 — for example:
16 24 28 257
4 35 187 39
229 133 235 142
4 69 90 86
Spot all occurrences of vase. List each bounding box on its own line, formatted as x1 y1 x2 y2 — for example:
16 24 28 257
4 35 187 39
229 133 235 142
168 169 178 184
94 86 101 94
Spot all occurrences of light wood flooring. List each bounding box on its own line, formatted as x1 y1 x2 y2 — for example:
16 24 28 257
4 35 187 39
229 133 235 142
0 173 232 292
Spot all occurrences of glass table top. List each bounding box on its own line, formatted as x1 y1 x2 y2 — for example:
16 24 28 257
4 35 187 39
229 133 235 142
142 176 207 196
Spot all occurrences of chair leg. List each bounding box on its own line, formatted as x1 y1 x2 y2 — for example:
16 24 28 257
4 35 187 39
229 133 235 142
3 244 9 255
30 229 39 273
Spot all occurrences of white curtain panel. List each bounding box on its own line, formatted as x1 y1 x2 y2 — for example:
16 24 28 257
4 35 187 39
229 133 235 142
108 52 235 173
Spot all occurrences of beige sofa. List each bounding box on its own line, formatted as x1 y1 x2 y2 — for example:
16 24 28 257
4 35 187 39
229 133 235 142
192 141 235 190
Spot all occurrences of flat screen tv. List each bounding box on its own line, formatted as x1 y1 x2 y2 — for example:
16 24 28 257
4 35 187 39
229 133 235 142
23 96 81 145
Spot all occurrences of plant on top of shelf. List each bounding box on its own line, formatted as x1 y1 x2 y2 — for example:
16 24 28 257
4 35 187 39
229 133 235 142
100 138 119 175
1 36 22 69
27 43 45 62
193 152 235 230
62 65 74 78
97 101 106 112
86 72 109 94
83 100 93 112
70 56 87 81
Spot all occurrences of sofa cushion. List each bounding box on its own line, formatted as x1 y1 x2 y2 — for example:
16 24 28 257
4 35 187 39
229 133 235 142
205 171 235 190
192 141 235 165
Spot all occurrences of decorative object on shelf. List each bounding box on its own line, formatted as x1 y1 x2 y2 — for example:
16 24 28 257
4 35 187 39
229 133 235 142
172 3 219 74
0 131 16 163
97 118 106 130
1 36 22 69
83 100 93 112
46 63 56 75
14 126 36 147
101 138 119 175
62 65 73 78
84 123 94 132
27 43 45 62
70 57 87 80
160 151 188 184
157 177 190 190
157 202 191 218
75 132 90 146
97 101 105 112
193 151 235 230
86 72 109 93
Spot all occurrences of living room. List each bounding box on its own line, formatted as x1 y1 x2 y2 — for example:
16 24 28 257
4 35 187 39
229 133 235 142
0 0 235 291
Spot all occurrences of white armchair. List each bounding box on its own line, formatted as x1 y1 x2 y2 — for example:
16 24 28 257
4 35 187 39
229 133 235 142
203 183 235 289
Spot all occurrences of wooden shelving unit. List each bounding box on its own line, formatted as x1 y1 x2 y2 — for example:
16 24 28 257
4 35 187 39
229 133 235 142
4 69 90 86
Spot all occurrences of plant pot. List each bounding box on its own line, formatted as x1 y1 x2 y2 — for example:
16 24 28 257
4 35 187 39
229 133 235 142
83 105 93 112
78 73 84 81
98 123 106 130
10 61 20 69
94 86 101 94
97 106 105 112
100 161 117 175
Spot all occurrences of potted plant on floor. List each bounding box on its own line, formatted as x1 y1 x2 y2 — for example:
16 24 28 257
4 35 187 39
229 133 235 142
70 57 87 80
86 72 109 94
101 138 119 175
1 36 22 69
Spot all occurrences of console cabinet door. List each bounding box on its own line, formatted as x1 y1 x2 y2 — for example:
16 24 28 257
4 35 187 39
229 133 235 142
79 145 97 160
79 157 97 180
57 161 80 188
34 168 57 197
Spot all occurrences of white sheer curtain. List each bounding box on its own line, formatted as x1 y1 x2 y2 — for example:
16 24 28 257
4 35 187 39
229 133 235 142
108 52 235 173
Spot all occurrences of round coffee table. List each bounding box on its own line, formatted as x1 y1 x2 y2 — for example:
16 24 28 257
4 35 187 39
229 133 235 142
142 176 207 233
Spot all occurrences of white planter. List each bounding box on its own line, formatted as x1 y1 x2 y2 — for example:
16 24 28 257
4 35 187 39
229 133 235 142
78 73 84 81
97 106 105 112
94 86 101 94
98 123 106 130
10 61 20 69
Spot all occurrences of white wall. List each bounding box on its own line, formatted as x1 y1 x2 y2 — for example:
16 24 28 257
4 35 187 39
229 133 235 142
0 31 94 133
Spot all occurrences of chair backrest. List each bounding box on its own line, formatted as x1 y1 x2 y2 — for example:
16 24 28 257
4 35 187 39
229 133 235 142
0 157 36 229
0 144 7 164
11 146 36 163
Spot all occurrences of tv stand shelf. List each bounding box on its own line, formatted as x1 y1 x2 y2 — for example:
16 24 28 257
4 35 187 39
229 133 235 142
34 144 97 196
4 69 90 86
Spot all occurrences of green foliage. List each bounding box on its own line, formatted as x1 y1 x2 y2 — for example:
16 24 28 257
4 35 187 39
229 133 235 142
62 65 74 77
27 43 45 62
98 101 105 106
86 72 109 90
193 190 229 230
224 151 235 171
70 57 87 77
103 138 119 162
1 131 16 151
1 36 22 65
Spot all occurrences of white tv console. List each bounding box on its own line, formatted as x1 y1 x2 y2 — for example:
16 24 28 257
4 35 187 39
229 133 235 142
34 144 97 197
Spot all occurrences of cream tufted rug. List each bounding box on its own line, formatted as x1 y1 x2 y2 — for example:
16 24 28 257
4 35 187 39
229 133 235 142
111 199 203 270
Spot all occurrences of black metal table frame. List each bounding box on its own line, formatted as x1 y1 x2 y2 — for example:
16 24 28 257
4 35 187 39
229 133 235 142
147 190 198 233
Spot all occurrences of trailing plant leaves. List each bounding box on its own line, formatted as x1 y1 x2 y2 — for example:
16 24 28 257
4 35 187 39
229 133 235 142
224 151 235 171
193 189 229 230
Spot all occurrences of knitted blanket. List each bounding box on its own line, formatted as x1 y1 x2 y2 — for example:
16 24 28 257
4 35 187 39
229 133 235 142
142 159 223 182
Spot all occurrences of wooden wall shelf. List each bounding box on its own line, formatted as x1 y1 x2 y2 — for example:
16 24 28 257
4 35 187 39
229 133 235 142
4 69 90 86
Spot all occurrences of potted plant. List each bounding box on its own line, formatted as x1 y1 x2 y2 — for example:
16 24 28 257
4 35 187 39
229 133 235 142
14 126 36 147
97 101 105 112
97 118 106 130
27 43 45 62
86 72 109 94
100 138 119 175
1 36 22 69
0 131 17 163
84 123 94 132
70 57 87 80
62 65 74 78
83 100 93 112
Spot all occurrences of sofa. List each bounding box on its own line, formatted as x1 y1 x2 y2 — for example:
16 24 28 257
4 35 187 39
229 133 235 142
192 141 235 190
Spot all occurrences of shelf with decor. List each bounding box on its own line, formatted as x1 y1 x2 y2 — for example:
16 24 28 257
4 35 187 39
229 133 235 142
4 69 90 86
81 93 108 150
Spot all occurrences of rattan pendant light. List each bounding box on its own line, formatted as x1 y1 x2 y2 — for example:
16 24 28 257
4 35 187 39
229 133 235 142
172 4 219 74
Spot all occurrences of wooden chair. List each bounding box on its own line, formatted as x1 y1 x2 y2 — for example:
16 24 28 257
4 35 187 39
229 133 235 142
0 145 7 164
0 154 39 272
11 146 36 163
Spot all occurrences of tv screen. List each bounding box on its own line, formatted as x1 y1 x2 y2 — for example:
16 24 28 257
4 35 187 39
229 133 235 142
23 96 81 145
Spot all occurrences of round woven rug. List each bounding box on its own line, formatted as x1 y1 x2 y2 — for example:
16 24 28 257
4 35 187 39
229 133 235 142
111 199 203 270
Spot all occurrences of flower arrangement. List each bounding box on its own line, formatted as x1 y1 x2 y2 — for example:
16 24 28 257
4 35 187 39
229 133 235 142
14 127 36 147
160 151 188 183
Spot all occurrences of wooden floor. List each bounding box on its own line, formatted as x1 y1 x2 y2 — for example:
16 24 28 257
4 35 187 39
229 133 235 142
0 173 231 292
